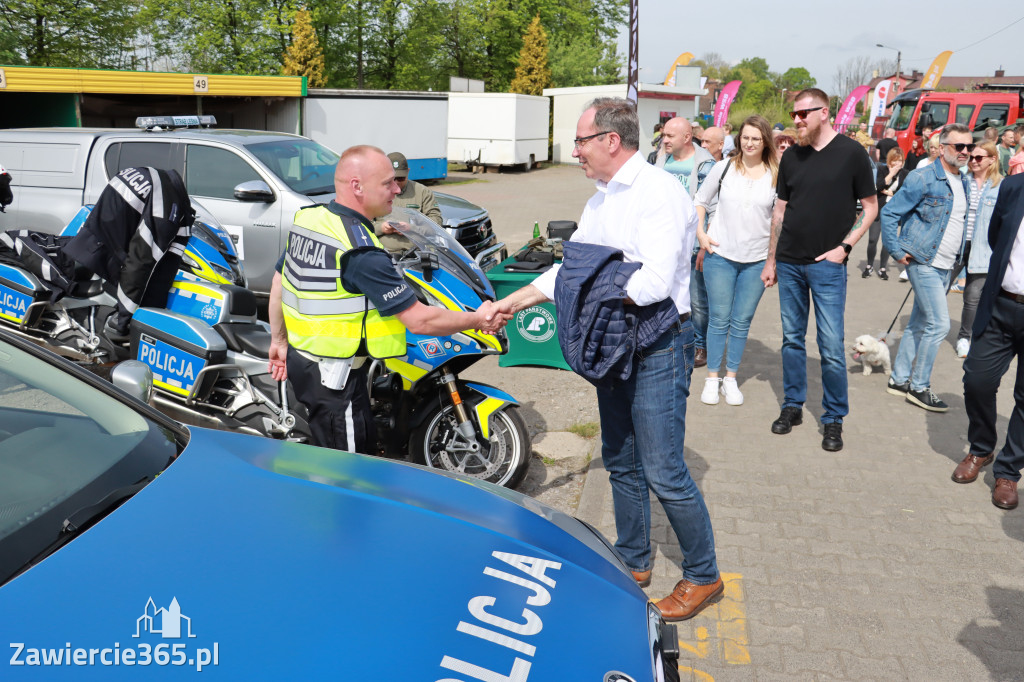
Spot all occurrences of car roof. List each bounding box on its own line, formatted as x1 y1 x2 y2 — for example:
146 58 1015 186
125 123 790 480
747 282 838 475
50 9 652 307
2 127 307 146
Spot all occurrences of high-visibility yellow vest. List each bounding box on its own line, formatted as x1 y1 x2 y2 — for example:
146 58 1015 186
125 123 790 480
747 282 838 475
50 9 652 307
281 205 406 359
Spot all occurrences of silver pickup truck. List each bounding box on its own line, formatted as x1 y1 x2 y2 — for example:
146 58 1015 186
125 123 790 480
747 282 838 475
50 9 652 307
0 118 502 297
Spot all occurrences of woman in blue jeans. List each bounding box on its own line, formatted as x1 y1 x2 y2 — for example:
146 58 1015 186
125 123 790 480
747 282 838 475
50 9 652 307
694 115 778 405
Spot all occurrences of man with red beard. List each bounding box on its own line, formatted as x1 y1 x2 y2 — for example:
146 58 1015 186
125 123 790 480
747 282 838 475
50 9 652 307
761 88 878 451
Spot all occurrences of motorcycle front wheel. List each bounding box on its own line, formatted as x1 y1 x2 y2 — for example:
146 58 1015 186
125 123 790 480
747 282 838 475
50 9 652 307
410 404 529 489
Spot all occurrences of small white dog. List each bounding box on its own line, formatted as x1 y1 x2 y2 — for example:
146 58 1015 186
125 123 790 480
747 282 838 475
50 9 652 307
850 335 891 376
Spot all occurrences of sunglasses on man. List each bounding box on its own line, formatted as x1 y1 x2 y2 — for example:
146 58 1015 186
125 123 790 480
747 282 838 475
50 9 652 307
788 106 825 120
943 142 977 152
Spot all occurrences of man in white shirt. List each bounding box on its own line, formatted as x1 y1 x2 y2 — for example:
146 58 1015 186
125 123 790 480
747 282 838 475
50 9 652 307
957 173 1024 510
881 123 972 412
490 98 723 621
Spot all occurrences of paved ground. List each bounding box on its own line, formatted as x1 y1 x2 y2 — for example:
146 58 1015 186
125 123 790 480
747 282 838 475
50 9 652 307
450 164 1024 681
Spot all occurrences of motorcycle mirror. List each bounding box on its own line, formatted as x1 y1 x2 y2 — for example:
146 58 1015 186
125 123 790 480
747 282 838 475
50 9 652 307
419 252 440 282
110 360 155 404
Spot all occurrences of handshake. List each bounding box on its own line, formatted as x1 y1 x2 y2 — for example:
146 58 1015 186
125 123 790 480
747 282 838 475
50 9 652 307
475 298 516 334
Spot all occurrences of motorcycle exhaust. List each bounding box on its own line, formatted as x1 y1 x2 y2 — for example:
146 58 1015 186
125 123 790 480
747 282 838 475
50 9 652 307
151 393 263 436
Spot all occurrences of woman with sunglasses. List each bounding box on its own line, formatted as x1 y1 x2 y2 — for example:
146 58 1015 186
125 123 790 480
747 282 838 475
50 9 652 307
693 115 779 405
863 147 909 280
952 140 1003 358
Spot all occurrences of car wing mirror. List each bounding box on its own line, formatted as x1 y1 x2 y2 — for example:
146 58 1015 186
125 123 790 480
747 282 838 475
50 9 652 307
233 180 275 202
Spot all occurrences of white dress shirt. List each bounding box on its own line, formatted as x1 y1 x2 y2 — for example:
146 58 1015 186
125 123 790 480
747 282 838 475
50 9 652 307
532 152 698 313
1000 214 1024 295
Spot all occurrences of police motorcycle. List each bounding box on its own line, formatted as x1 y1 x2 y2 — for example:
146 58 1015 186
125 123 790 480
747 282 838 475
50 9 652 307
0 205 311 441
371 208 530 489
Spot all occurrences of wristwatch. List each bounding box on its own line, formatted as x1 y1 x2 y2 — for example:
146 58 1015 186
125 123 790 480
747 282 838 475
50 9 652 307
840 243 852 255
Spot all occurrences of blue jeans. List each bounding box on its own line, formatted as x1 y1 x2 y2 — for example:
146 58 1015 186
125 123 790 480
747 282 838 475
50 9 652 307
777 260 849 424
892 261 952 391
691 248 708 350
702 252 767 373
596 319 719 585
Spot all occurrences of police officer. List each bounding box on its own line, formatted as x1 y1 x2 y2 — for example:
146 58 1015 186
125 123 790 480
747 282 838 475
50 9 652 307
268 145 507 453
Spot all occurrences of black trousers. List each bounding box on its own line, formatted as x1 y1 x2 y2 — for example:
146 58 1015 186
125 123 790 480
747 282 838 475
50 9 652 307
964 295 1024 480
287 349 375 454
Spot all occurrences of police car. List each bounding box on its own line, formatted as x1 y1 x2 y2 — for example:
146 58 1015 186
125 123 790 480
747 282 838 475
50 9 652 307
0 329 678 680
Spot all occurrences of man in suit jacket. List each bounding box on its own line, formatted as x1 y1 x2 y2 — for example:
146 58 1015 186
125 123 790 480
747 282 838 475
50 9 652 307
956 174 1024 509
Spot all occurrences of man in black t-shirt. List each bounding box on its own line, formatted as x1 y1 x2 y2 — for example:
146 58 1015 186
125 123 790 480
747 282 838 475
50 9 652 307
761 88 878 452
875 129 898 164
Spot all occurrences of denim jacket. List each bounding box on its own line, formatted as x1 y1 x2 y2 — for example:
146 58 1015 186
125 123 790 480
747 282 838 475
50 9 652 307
880 159 970 266
966 179 1001 274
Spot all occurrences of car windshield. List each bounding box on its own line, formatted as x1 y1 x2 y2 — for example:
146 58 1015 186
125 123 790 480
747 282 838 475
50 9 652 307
0 337 182 584
245 138 340 196
888 100 917 132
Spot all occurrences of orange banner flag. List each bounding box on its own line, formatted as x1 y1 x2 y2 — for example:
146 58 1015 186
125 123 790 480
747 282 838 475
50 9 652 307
664 53 695 86
920 51 953 90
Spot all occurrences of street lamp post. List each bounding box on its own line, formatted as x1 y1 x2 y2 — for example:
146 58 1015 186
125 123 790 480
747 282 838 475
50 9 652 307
876 43 901 95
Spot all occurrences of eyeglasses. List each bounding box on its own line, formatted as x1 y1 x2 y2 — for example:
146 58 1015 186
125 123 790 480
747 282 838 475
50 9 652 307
789 106 825 120
968 154 991 162
943 142 977 152
573 131 613 149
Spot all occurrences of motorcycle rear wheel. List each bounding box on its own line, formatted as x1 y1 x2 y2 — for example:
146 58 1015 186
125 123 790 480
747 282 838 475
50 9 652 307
410 404 529 489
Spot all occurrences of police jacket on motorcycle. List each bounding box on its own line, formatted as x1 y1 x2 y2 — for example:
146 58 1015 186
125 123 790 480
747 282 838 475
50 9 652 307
63 166 194 337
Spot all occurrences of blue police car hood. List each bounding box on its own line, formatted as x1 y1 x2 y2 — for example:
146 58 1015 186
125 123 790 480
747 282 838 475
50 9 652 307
1 428 655 679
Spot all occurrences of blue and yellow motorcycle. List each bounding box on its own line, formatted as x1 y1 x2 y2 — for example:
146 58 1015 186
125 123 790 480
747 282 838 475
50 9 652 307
373 208 530 488
0 206 310 441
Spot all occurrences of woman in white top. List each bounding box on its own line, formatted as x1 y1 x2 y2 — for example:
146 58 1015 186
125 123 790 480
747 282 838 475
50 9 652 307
694 115 779 406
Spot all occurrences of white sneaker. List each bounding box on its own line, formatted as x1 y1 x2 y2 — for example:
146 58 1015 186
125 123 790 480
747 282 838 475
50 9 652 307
899 269 909 282
700 377 721 405
956 338 970 358
721 377 744 405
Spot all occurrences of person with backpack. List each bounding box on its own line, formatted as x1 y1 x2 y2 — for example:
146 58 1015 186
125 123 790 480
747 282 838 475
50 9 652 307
694 115 779 406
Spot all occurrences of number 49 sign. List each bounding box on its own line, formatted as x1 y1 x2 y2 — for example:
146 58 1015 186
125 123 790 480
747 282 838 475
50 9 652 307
193 76 208 93
0 69 7 89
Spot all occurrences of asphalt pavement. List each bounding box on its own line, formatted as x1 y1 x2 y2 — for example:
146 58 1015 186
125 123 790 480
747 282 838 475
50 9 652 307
450 164 1024 681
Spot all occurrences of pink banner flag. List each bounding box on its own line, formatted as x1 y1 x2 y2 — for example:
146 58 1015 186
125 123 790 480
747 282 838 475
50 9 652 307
834 85 871 132
713 80 742 127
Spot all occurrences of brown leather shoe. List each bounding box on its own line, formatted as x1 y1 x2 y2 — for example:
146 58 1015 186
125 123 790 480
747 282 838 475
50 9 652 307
993 478 1019 510
631 570 651 587
654 578 724 621
694 347 707 368
952 453 994 484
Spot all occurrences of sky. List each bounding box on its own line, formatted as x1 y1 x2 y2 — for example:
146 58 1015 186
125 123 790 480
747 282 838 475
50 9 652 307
618 1 1024 95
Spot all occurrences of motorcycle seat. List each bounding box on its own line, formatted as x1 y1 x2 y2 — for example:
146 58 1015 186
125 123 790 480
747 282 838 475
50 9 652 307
215 322 271 359
71 265 103 298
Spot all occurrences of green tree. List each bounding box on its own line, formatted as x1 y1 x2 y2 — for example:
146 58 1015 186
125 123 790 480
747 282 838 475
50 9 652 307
549 37 619 87
142 0 295 74
282 8 326 87
0 0 140 68
509 15 551 95
778 67 815 92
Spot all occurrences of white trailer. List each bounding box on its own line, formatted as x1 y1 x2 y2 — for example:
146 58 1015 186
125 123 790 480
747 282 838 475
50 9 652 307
303 90 449 180
543 80 706 164
447 92 550 171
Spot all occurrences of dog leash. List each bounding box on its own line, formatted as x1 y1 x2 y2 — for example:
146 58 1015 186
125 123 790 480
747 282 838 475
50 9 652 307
880 288 913 343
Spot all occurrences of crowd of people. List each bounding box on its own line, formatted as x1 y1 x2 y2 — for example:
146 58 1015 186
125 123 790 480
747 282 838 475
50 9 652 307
265 91 1024 627
638 95 1024 512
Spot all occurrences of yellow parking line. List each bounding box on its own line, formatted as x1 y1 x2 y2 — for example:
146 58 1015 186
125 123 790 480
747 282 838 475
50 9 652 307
675 572 750 680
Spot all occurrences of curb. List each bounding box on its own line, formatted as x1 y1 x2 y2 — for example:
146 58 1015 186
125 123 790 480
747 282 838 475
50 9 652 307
574 436 606 521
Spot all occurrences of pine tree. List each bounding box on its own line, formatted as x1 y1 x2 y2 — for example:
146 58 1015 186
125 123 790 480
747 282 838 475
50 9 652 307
509 15 551 96
283 9 326 87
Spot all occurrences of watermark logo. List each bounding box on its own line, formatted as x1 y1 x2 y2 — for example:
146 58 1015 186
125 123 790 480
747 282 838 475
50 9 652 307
134 597 196 639
9 597 219 671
